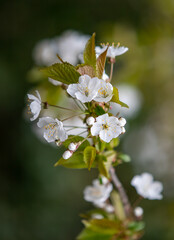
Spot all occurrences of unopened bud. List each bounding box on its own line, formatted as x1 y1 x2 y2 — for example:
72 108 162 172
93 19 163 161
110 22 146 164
134 207 143 217
121 127 126 134
86 117 95 126
119 117 126 127
68 142 77 151
105 204 114 213
62 150 72 159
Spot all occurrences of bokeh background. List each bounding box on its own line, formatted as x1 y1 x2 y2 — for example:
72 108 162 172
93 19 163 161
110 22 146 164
1 0 174 239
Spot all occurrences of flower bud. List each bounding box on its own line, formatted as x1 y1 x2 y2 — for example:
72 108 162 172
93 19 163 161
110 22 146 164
86 117 95 126
119 117 126 127
68 142 77 151
121 127 126 134
105 204 114 213
134 207 143 217
62 150 72 159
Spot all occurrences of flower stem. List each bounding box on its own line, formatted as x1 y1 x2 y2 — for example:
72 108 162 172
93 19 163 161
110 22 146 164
110 166 132 218
61 112 87 122
43 102 82 113
64 125 88 129
109 62 114 82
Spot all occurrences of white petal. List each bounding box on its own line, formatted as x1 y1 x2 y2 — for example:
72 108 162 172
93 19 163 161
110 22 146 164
91 123 101 136
67 84 78 98
37 117 55 128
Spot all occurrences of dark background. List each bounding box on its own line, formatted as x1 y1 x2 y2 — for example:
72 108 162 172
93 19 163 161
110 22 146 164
1 0 174 239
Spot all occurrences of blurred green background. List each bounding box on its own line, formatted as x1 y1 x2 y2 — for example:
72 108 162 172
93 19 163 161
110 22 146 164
1 0 174 239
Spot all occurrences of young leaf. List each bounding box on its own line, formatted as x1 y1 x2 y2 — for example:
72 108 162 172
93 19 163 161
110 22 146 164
77 228 112 240
97 155 108 178
54 152 87 169
40 62 80 85
118 153 131 163
83 219 122 235
110 190 126 221
83 33 96 71
96 47 108 79
84 146 96 170
111 87 129 108
76 64 95 78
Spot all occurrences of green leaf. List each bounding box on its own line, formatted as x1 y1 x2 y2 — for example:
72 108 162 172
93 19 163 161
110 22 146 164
77 228 112 240
83 219 122 235
76 64 95 78
40 62 80 85
84 146 96 170
94 105 106 116
111 87 129 108
97 155 108 178
96 47 108 78
118 153 131 163
83 33 96 71
103 150 117 172
110 191 126 221
128 221 145 232
63 135 90 151
55 152 87 169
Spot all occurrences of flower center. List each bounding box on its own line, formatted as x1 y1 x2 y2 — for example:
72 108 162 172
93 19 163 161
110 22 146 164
98 88 109 98
102 123 109 130
84 87 89 96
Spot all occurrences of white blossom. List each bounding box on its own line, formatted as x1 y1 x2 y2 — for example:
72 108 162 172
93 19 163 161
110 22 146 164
94 80 113 103
86 117 95 126
91 114 124 143
32 39 59 66
131 173 163 200
27 91 42 121
83 176 113 205
68 143 77 151
107 45 128 58
95 44 128 59
62 150 72 159
37 117 68 143
134 207 143 217
33 31 89 66
67 75 101 103
55 30 89 65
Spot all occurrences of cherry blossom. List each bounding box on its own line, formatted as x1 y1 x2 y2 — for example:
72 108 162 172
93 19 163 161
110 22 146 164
83 176 113 205
27 90 42 121
37 117 68 143
131 173 163 200
91 113 124 143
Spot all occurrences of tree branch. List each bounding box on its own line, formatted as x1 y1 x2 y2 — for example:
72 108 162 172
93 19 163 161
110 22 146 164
110 166 132 218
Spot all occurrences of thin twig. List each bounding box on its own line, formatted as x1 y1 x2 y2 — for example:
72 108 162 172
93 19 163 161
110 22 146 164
110 166 132 218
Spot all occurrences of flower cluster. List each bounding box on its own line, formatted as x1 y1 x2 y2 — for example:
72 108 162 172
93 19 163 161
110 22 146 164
27 33 164 240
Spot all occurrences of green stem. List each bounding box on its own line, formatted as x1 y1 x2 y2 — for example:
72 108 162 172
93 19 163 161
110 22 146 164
109 62 114 82
61 112 87 122
43 102 83 113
